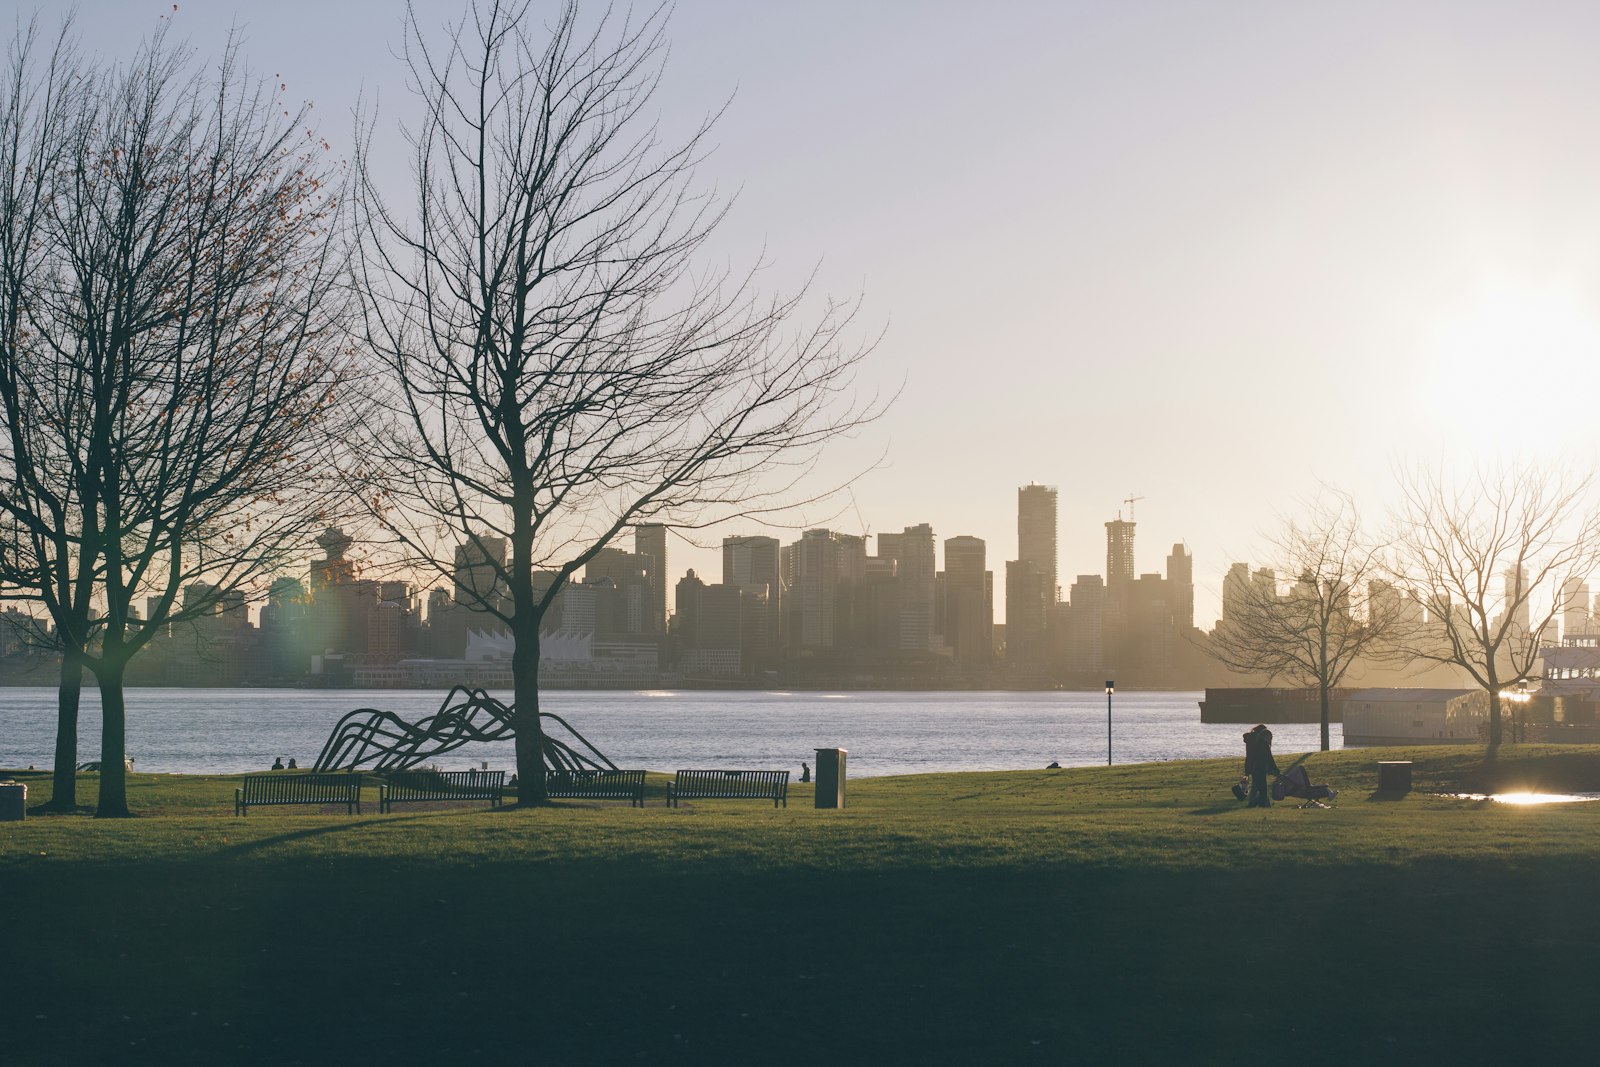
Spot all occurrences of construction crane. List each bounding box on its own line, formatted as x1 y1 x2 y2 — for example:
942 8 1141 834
1123 494 1145 521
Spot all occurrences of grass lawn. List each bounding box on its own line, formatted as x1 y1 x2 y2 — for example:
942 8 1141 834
4 746 1600 1065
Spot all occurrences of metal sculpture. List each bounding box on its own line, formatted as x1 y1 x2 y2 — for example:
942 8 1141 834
313 685 620 774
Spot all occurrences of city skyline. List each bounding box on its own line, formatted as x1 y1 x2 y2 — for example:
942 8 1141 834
42 0 1600 629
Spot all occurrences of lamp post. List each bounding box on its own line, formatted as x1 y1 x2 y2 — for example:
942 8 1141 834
1105 680 1115 766
1501 682 1531 745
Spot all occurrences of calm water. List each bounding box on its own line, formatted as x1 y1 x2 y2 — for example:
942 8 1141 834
0 688 1341 777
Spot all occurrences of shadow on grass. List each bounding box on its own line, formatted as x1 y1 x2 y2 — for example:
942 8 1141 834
1187 800 1246 815
223 817 393 856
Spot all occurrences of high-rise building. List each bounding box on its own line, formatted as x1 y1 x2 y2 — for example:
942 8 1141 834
1561 577 1590 638
1017 484 1058 600
587 546 657 635
1503 567 1530 632
944 535 991 664
1166 544 1194 631
1221 562 1251 625
723 533 782 665
634 524 668 633
453 534 507 609
791 529 839 648
1006 559 1050 674
1105 518 1135 586
880 524 936 652
1066 574 1105 672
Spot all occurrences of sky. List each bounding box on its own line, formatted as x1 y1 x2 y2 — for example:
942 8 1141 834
23 0 1600 626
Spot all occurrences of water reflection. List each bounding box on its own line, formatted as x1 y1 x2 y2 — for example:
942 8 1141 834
1444 792 1600 805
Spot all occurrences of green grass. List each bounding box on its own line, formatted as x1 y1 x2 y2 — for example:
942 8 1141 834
4 747 1600 1064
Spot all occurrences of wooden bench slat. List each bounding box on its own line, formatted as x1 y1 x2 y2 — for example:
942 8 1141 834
235 773 363 815
546 769 647 807
379 770 504 813
668 769 789 808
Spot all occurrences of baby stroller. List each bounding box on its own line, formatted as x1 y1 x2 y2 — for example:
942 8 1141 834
1271 764 1337 808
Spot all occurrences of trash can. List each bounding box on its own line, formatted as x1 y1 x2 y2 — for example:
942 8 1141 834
0 780 25 821
1377 761 1413 795
814 748 846 809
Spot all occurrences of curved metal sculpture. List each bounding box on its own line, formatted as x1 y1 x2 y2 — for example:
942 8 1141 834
313 685 619 773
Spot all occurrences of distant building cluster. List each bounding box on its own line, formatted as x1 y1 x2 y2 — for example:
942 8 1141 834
0 489 1222 688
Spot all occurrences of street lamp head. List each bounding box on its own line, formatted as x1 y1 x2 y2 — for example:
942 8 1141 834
1105 680 1115 695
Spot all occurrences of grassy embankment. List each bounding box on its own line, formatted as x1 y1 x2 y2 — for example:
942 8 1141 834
5 747 1600 1065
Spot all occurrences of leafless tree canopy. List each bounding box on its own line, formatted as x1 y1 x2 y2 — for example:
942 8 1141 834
1391 463 1600 751
352 1 880 800
1208 492 1402 750
0 19 350 814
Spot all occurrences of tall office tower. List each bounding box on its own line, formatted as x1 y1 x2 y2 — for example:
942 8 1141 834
1105 517 1136 586
1561 577 1591 638
1006 560 1050 671
723 534 782 663
453 533 507 608
634 524 668 633
792 529 839 648
586 546 656 635
1221 562 1251 625
1504 567 1530 631
879 523 936 651
1067 574 1105 672
1017 484 1058 600
944 535 991 664
1166 544 1194 631
834 533 868 584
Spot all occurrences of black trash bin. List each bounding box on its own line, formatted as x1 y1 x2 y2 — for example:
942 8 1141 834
814 748 846 809
0 780 26 821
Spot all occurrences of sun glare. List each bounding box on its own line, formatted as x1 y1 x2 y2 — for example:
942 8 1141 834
1420 288 1600 442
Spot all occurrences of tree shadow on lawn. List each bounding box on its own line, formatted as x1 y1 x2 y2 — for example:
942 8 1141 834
14 856 1595 1065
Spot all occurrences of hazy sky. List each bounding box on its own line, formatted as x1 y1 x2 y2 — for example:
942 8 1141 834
28 0 1600 625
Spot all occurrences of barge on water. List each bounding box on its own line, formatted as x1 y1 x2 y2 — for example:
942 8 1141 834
1199 688 1347 724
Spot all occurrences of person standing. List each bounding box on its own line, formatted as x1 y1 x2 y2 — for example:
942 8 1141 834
1243 724 1278 808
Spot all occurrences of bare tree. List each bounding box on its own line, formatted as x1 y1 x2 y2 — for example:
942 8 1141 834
0 16 96 810
1391 463 1600 754
352 1 879 803
1208 493 1404 750
0 20 350 816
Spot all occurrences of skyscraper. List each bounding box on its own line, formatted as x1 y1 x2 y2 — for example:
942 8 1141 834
1017 484 1058 600
1166 543 1194 631
944 535 991 664
880 523 936 651
634 523 668 633
723 533 782 663
792 529 839 648
1105 517 1135 586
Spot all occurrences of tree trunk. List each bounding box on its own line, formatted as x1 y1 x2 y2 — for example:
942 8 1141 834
1486 688 1502 758
512 622 546 806
42 650 85 812
93 656 132 818
1318 681 1331 752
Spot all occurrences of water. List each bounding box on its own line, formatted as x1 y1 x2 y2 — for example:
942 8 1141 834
0 688 1338 777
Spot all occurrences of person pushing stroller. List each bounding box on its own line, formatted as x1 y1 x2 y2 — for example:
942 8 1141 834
1241 723 1278 808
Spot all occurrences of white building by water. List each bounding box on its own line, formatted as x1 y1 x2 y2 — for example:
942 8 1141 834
1341 689 1487 744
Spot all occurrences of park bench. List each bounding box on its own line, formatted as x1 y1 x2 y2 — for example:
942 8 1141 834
235 772 364 816
379 769 505 813
668 769 789 808
545 769 647 807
